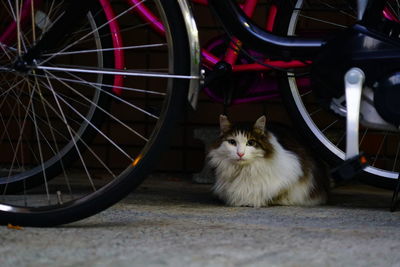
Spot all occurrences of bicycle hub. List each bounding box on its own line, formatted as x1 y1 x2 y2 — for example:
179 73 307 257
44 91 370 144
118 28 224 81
12 57 30 73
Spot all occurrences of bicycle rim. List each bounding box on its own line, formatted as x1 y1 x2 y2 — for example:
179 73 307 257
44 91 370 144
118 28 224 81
278 0 400 186
0 0 191 226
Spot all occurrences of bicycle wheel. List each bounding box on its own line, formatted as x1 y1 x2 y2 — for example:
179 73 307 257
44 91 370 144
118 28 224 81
0 0 192 226
275 0 400 187
0 0 114 193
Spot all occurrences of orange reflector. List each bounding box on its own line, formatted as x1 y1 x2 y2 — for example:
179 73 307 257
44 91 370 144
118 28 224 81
132 155 142 166
360 156 368 164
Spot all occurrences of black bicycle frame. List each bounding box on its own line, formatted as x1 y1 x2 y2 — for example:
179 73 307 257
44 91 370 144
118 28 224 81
208 0 387 60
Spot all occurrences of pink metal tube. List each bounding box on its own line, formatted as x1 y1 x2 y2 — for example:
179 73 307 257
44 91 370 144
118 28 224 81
99 0 125 95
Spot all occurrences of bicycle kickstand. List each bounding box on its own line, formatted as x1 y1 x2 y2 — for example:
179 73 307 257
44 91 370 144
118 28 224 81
331 68 368 182
330 69 400 211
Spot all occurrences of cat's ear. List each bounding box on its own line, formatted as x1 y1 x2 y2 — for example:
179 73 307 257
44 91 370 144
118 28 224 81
254 115 266 132
219 115 231 134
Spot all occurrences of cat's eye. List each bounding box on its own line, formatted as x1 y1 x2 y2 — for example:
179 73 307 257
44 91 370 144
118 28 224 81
227 139 236 146
246 140 257 146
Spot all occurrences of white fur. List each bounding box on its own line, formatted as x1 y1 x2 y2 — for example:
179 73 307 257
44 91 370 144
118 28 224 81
208 132 325 207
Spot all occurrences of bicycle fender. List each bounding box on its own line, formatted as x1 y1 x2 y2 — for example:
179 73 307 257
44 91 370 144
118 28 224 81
177 0 201 109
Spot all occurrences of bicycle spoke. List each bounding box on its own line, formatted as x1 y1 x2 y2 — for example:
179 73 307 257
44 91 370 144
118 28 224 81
63 70 160 120
18 0 34 54
335 131 346 147
298 14 347 28
15 0 22 55
36 1 61 39
321 119 338 133
7 84 35 169
372 132 388 167
29 72 166 96
42 73 97 192
9 91 80 146
23 80 117 186
388 2 400 19
308 107 322 117
2 82 36 194
38 0 145 66
41 71 137 160
0 98 26 173
30 0 36 43
42 43 167 57
7 91 71 161
77 21 155 46
359 128 368 146
35 65 198 80
19 82 106 159
36 8 64 42
315 0 356 19
27 78 51 203
393 141 400 171
0 43 13 61
44 69 151 140
300 90 313 97
4 1 17 22
4 86 64 180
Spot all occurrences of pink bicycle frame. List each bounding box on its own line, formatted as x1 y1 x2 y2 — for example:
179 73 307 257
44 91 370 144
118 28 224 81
127 0 307 104
99 0 124 95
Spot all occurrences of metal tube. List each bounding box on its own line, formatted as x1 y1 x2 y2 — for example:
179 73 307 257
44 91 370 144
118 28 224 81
208 0 325 59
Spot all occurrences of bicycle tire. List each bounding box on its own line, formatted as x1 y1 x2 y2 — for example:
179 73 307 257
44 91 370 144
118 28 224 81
275 0 399 188
0 0 191 226
0 1 113 193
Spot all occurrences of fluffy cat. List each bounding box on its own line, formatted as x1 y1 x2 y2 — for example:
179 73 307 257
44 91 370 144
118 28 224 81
207 115 329 207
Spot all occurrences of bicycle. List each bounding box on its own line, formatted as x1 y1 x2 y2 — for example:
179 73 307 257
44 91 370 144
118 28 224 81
132 0 400 188
0 0 399 226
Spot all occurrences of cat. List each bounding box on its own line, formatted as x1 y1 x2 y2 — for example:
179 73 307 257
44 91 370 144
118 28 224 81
207 115 330 207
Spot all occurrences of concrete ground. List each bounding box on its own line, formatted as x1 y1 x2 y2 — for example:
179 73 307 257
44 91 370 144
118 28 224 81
1 174 400 267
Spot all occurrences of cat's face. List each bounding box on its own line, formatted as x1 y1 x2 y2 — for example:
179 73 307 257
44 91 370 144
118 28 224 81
211 115 272 165
220 131 266 165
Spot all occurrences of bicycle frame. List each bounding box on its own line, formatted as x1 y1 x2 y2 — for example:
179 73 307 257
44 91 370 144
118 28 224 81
127 0 310 104
130 0 398 73
130 0 308 72
4 0 393 106
209 1 324 59
205 0 396 104
208 0 388 58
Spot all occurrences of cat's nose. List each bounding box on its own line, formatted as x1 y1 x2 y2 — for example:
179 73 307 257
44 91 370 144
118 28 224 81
237 152 244 158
